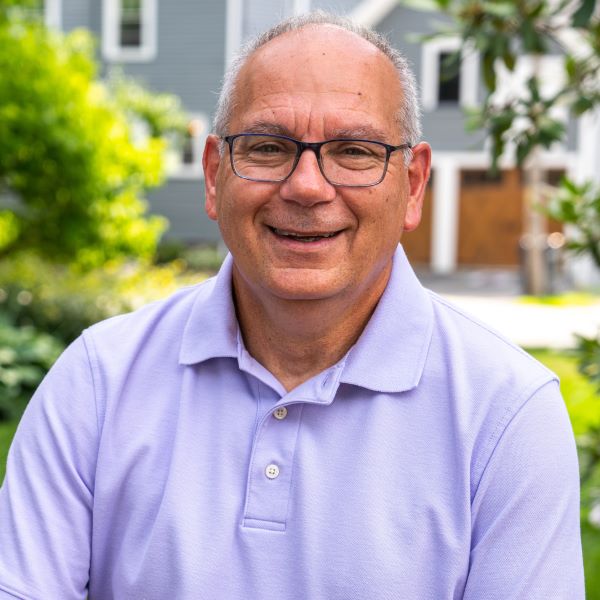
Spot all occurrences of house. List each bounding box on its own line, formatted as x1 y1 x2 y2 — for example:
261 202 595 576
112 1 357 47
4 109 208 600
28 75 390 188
35 0 600 281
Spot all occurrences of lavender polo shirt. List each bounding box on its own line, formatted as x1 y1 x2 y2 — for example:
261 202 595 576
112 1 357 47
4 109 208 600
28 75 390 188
0 246 584 599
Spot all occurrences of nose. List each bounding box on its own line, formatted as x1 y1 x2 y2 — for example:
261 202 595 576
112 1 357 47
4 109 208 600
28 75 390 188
279 148 336 206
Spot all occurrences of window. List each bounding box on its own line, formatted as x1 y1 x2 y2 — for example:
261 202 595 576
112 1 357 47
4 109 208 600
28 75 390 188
120 0 142 47
168 114 209 180
103 0 157 62
422 38 479 111
437 52 460 104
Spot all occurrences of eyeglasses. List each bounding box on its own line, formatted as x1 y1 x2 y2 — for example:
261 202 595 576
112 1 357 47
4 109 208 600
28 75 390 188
222 133 412 188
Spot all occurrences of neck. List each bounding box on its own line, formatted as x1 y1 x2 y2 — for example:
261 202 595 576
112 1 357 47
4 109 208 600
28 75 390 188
232 266 391 392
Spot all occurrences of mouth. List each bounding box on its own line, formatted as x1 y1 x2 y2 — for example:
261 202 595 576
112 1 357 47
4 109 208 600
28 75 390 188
269 227 343 243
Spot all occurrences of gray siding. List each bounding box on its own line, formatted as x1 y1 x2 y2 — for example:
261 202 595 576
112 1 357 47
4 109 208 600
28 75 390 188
242 0 294 40
148 182 220 243
61 0 93 31
377 6 486 151
314 0 363 14
100 1 226 114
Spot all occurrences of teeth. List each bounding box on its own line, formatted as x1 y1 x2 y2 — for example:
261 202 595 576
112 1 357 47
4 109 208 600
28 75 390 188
272 227 338 242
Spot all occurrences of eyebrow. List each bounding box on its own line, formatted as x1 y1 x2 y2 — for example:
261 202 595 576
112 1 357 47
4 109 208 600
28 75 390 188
242 122 294 137
327 126 390 142
240 121 391 142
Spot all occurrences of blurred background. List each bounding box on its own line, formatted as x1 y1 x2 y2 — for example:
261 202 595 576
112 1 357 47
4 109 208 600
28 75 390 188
0 0 599 594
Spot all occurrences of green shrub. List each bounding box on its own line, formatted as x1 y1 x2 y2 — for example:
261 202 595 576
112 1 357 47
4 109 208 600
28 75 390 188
0 314 63 420
0 14 187 268
0 252 205 344
578 332 600 391
156 242 225 272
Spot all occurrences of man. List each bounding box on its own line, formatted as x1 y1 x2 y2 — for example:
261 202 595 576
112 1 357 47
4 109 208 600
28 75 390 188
0 12 584 599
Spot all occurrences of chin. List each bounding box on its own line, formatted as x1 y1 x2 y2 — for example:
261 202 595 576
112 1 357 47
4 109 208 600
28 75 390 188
264 271 348 302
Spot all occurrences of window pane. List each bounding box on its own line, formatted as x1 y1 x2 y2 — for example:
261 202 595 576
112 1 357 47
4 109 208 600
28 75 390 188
438 52 460 103
120 0 142 47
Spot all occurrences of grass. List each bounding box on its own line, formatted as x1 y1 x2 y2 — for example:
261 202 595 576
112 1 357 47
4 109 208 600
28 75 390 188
528 348 600 435
0 418 18 484
520 291 600 306
529 348 600 598
0 350 599 594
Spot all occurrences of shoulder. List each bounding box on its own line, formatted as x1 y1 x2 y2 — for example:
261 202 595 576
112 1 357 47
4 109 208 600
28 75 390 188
83 276 216 356
422 291 565 490
425 289 555 389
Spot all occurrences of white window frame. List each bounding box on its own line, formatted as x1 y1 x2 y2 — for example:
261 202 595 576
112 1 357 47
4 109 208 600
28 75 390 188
44 0 62 29
168 113 209 181
292 0 311 14
421 37 479 112
102 0 158 63
225 0 243 67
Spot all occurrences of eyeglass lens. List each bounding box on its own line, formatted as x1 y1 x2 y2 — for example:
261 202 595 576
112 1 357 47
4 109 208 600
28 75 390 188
230 135 389 186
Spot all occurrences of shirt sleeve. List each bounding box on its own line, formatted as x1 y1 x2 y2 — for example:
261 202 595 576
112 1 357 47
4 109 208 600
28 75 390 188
0 336 99 600
464 379 585 600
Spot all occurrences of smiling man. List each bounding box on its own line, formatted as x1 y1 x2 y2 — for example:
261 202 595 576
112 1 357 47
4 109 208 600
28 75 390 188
0 11 584 600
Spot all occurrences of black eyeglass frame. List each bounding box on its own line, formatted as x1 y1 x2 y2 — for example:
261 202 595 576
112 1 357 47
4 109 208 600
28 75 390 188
222 133 412 188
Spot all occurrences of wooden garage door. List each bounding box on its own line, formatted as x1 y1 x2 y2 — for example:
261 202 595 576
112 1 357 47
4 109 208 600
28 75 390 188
457 168 563 267
402 175 433 265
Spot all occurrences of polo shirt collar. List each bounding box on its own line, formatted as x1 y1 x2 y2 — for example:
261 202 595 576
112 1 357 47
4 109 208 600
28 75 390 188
179 246 434 394
339 245 433 393
179 253 239 364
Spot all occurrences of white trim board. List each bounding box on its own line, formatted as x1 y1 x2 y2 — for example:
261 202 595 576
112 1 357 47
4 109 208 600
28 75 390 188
44 0 62 29
225 0 244 67
349 0 398 27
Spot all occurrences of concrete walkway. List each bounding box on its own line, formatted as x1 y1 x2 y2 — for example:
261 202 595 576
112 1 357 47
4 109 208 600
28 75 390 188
439 294 599 349
418 269 600 349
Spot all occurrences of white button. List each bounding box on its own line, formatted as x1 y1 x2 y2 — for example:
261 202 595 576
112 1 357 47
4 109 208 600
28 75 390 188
273 406 288 420
265 464 280 479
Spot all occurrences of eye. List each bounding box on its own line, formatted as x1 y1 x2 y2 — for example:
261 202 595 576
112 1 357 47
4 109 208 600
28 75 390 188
253 142 285 154
329 141 379 157
341 145 372 156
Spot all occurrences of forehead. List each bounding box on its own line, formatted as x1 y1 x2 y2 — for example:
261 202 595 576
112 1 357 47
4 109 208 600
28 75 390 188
230 25 402 138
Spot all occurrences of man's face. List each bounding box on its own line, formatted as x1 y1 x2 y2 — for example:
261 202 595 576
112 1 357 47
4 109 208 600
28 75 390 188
204 25 430 304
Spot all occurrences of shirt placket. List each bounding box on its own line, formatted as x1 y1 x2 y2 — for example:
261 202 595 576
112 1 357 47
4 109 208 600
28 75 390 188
241 364 344 532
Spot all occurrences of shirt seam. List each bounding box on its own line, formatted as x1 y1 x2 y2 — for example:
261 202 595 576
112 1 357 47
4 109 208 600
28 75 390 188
281 403 304 528
471 375 559 502
81 330 104 443
241 378 265 527
427 291 557 378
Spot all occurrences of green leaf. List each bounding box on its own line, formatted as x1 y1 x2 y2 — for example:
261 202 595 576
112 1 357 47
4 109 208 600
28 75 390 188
482 52 497 91
520 17 547 53
503 49 516 71
572 96 594 115
516 138 533 165
572 0 596 28
565 55 577 80
527 76 541 102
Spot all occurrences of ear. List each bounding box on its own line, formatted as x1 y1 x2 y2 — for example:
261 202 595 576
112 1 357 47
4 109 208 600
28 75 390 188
403 142 432 232
203 134 222 221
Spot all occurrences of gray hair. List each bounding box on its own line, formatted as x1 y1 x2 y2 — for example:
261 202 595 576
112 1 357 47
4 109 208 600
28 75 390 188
213 10 422 161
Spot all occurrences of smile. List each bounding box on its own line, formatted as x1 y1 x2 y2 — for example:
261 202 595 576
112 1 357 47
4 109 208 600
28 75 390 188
269 227 342 243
